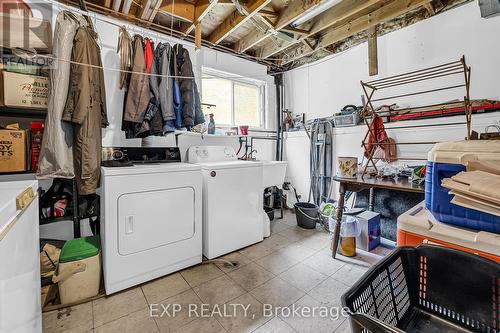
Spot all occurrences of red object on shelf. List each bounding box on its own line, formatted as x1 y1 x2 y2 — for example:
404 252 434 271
30 121 44 171
239 125 249 135
389 103 500 122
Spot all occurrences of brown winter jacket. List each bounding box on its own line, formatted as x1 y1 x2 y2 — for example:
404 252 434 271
123 35 150 124
62 26 108 195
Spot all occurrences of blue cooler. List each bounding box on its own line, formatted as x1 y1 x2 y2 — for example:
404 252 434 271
425 141 500 233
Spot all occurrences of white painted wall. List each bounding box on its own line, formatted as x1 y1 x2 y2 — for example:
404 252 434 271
284 2 500 119
283 1 500 202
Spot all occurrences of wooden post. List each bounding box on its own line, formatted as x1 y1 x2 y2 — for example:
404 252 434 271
368 25 378 76
195 21 202 51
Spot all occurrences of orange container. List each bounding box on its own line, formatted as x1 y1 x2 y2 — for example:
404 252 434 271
397 202 500 263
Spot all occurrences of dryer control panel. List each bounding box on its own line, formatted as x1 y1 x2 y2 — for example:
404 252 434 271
188 146 237 163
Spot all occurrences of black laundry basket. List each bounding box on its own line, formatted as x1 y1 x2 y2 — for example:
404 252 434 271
341 245 500 333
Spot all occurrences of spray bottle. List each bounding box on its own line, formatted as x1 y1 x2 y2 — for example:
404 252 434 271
208 113 215 134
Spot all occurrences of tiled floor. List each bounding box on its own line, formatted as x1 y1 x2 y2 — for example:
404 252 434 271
43 212 389 333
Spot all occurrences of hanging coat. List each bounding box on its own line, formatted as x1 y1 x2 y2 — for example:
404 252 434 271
37 11 83 180
173 44 203 129
62 26 108 195
143 38 162 136
117 27 132 90
122 35 150 137
154 42 176 133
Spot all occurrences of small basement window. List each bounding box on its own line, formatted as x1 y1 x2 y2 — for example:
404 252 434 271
201 69 265 128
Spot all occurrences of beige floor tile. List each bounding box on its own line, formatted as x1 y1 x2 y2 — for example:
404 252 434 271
215 251 253 273
253 317 296 333
255 252 299 275
297 234 330 251
335 251 383 269
227 262 275 291
270 221 292 233
308 277 350 307
277 243 316 262
174 317 225 333
153 289 203 333
142 273 191 304
280 214 298 227
194 275 246 305
331 264 367 287
278 228 308 242
262 233 295 250
303 252 346 276
279 294 346 333
92 287 148 327
250 277 305 308
278 263 328 292
43 302 93 333
238 242 275 261
217 293 270 333
180 263 224 287
94 307 159 333
334 318 352 333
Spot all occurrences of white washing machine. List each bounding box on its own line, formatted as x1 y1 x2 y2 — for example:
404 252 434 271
188 146 263 259
101 148 202 294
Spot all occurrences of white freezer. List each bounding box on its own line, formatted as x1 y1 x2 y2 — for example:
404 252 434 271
0 180 41 333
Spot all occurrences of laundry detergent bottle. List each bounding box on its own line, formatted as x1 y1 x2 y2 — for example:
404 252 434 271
208 113 215 134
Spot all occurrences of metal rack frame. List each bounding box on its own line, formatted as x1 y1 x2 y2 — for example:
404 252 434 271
359 56 472 176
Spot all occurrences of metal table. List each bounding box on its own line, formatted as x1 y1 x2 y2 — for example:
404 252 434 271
331 176 424 258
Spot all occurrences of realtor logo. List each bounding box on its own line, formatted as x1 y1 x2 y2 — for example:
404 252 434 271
0 1 53 67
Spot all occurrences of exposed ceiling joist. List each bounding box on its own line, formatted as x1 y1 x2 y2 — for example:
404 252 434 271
258 0 389 59
234 0 324 53
159 0 195 22
281 26 309 35
258 9 277 18
139 0 163 22
183 0 219 34
424 2 436 15
280 0 432 65
207 0 271 44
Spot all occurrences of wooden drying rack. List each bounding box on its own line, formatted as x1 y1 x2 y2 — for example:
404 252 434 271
359 56 472 176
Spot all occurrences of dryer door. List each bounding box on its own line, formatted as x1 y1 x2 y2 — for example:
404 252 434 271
117 187 195 255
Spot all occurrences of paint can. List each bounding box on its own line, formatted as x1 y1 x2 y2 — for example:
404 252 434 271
336 157 358 178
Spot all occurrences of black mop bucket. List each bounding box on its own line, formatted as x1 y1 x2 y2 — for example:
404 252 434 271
294 202 319 229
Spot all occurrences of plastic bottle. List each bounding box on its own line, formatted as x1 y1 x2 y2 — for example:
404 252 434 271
30 121 44 171
208 113 215 134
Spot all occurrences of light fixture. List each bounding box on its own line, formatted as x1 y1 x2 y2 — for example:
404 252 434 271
291 0 343 27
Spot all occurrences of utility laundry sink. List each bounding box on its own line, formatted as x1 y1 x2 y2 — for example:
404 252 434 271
261 160 287 188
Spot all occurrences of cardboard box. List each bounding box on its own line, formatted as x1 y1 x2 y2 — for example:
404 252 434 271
355 211 381 252
0 71 49 109
0 13 52 51
0 124 27 172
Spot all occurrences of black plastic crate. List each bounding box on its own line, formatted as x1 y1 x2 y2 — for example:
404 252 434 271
341 245 500 333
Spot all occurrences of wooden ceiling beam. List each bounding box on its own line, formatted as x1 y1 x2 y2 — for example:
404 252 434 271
234 0 324 53
159 0 195 22
280 0 432 65
258 0 389 59
183 0 219 34
207 0 271 44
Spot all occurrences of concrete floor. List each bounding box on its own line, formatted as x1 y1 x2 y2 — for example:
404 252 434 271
42 211 389 333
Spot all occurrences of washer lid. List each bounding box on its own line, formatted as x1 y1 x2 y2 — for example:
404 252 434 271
197 160 263 170
101 162 201 176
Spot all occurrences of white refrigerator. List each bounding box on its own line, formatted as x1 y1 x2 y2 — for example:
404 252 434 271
0 180 41 333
